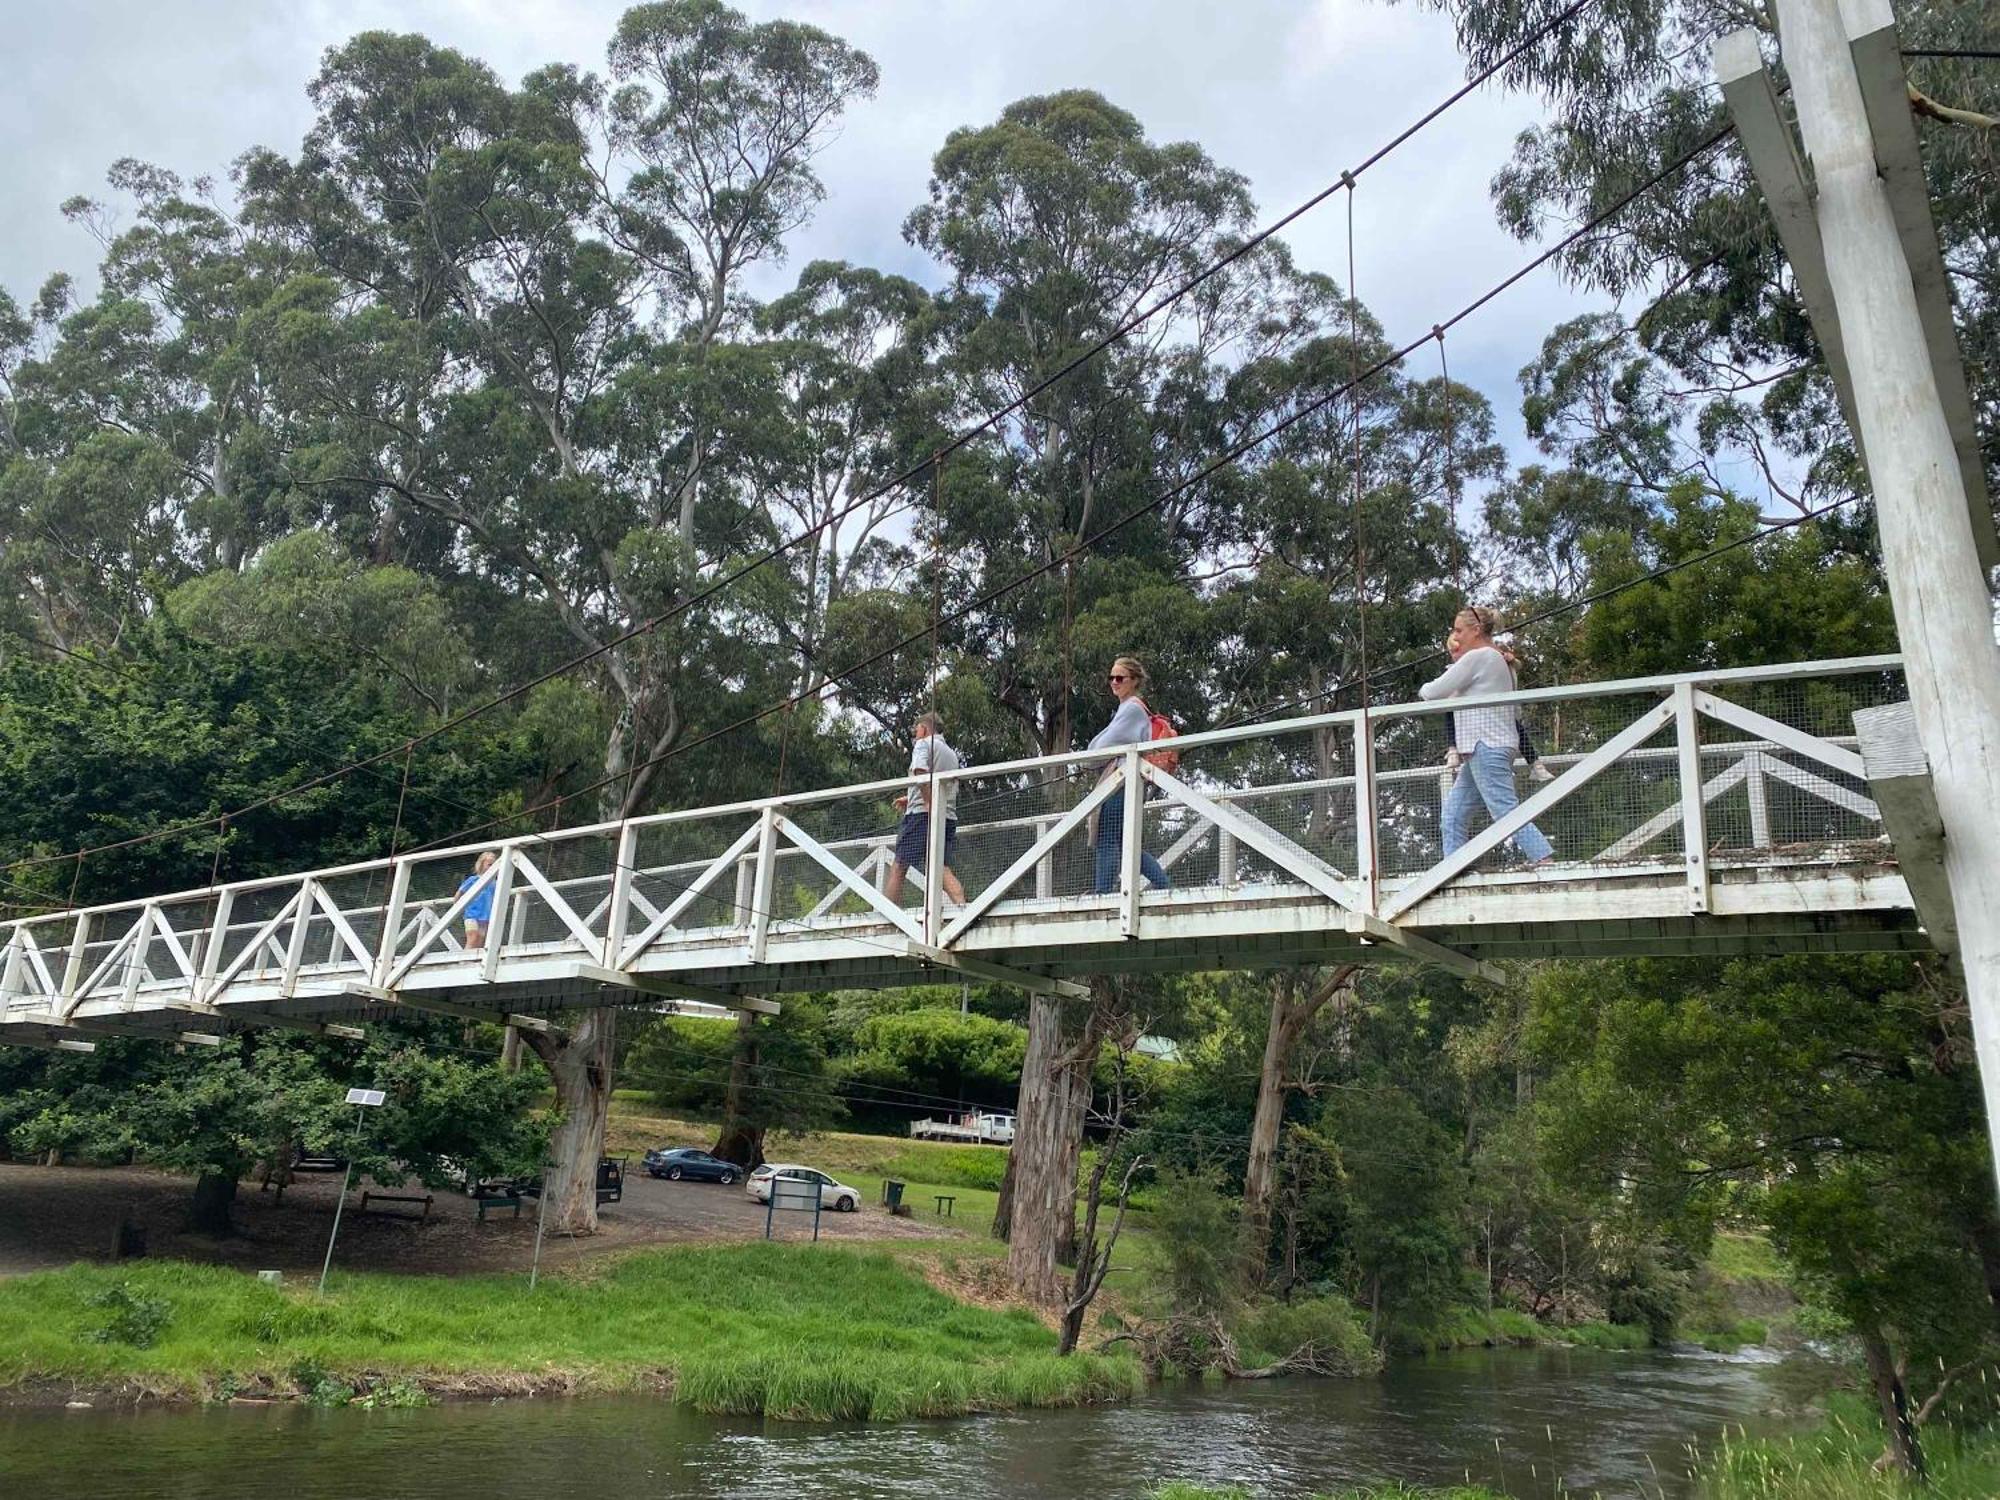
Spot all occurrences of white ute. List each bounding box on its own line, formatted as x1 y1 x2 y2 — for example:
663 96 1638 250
909 1110 1016 1145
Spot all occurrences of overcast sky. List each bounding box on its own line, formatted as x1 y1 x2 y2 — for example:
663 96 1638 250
1 0 1619 465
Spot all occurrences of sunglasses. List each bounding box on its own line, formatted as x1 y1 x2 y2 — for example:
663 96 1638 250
1107 673 1131 683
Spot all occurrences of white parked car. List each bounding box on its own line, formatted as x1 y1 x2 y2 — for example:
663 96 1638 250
748 1163 861 1213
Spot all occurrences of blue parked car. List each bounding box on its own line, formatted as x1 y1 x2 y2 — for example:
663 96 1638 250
643 1146 744 1184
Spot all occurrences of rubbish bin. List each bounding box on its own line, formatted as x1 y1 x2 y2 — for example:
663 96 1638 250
883 1179 906 1211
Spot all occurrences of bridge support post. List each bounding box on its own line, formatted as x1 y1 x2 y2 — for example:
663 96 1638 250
1733 1 2000 1187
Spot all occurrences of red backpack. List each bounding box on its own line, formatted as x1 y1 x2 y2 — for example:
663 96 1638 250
1137 700 1181 776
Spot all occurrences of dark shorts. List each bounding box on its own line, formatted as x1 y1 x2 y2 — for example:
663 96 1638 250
895 813 957 869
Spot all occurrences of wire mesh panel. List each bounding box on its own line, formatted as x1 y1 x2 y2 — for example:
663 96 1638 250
1369 689 1683 878
1166 724 1360 896
763 790 909 933
945 762 1103 908
1693 669 1899 863
626 814 764 948
388 851 492 974
209 882 313 993
1 913 80 1014
500 831 618 954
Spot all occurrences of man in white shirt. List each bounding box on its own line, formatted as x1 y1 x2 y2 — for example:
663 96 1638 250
886 712 967 904
1419 607 1554 865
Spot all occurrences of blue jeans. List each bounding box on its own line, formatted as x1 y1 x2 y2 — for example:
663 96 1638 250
1443 743 1554 863
1093 794 1170 895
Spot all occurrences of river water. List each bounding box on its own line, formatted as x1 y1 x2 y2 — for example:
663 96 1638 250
1 1346 1820 1499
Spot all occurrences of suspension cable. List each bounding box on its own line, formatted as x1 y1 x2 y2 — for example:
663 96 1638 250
400 120 1739 852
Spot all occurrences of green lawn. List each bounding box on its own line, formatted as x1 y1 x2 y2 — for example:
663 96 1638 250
0 1244 1139 1419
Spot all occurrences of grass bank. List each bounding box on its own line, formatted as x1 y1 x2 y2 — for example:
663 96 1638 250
1392 1304 1650 1355
1694 1396 2000 1498
0 1243 1139 1419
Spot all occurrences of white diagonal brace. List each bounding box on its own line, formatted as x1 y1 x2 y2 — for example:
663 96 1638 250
309 883 378 970
1599 757 1752 860
808 845 888 919
619 820 764 967
774 816 925 942
902 941 1090 1000
1344 912 1505 985
73 915 145 1014
1144 764 1357 912
148 909 197 981
207 887 310 998
387 870 497 987
510 852 602 953
15 929 57 1001
1692 691 1868 780
1158 820 1214 873
1383 699 1677 922
1760 754 1881 821
940 774 1123 948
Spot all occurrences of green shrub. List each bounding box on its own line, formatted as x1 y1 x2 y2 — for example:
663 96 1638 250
84 1284 170 1348
1236 1295 1381 1375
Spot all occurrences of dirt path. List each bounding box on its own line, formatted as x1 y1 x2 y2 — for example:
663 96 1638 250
0 1161 952 1279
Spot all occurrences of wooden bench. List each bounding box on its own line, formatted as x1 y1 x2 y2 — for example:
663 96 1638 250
932 1194 956 1217
472 1192 522 1222
358 1191 433 1220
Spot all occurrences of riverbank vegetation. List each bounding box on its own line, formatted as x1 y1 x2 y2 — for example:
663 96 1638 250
0 1246 1137 1418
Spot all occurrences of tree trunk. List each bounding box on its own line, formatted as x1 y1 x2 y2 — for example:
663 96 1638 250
1862 1330 1926 1480
712 1010 766 1170
1006 982 1120 1303
1970 1214 2000 1325
1241 966 1360 1279
1007 993 1075 1304
1241 989 1302 1275
187 1171 238 1237
991 1149 1016 1241
524 1008 617 1234
500 1024 523 1074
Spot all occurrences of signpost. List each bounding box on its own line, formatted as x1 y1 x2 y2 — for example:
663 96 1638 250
764 1175 823 1242
318 1087 386 1294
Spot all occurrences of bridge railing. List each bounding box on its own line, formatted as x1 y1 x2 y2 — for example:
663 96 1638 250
0 655 1906 1023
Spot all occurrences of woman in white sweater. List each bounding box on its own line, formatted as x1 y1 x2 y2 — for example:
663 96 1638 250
1419 607 1554 865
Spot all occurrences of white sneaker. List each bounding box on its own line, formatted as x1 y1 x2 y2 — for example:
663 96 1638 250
1528 761 1554 784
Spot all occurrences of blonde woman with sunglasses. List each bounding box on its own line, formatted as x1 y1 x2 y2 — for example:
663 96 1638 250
1087 656 1172 894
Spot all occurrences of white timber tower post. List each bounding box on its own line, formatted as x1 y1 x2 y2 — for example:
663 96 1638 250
1720 0 2000 1185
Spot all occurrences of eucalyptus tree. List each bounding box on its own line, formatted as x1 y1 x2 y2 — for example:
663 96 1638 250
901 89 1327 1300
904 89 1262 760
236 6 878 826
1402 0 1998 529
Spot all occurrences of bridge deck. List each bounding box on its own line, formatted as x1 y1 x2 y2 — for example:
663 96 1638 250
0 656 1929 1048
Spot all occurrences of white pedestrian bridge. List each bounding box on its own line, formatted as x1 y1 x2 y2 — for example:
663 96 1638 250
0 655 1941 1050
